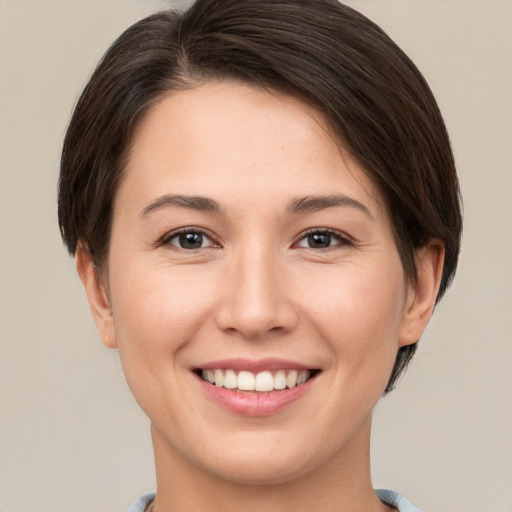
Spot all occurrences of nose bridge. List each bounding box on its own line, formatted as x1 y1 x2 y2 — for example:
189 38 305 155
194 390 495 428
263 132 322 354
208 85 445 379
216 239 297 338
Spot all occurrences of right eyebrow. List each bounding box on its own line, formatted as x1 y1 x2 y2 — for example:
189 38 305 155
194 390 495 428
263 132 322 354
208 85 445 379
139 194 223 218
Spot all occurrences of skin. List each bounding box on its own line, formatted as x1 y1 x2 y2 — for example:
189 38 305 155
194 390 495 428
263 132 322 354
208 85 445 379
77 81 444 512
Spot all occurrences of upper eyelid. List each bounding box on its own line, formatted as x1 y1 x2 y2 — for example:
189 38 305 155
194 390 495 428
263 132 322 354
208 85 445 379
161 227 219 247
158 226 352 247
294 227 352 243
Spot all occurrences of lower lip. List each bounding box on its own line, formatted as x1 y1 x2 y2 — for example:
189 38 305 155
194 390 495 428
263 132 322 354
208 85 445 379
196 374 316 417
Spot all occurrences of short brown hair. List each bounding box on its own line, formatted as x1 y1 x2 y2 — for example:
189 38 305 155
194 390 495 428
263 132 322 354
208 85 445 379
58 0 462 392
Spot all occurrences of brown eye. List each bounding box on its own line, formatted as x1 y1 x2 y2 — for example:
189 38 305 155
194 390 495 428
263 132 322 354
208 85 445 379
166 230 212 249
297 230 348 249
307 232 332 248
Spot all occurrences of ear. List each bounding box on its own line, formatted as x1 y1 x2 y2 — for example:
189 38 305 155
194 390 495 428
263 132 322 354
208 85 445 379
75 244 117 349
398 240 445 347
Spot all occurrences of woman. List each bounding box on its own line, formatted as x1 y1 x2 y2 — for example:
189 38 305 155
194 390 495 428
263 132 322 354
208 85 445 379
58 0 462 510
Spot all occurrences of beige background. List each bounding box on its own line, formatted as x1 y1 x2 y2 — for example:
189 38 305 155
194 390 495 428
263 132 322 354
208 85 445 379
1 1 511 511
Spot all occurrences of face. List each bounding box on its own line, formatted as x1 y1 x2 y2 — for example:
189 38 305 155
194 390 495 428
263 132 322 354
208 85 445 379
80 81 439 486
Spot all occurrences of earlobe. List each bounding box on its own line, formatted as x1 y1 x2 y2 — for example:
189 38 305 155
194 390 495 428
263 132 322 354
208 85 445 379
398 240 445 347
75 244 117 349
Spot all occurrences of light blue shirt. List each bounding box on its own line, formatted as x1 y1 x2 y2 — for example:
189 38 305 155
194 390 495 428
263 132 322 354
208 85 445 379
376 489 421 511
125 490 421 511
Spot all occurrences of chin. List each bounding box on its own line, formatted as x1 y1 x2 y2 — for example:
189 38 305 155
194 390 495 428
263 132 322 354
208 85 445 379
205 454 314 486
188 432 331 486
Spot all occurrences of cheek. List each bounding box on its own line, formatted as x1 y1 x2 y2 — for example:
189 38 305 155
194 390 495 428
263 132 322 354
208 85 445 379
106 262 223 427
300 264 406 374
109 262 218 364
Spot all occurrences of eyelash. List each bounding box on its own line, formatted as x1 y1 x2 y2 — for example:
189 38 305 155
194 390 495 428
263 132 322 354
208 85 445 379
160 227 219 250
294 228 352 250
159 227 352 251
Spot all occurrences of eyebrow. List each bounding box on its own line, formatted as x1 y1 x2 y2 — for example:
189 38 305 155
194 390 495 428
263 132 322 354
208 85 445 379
287 194 373 218
140 194 223 218
139 193 372 219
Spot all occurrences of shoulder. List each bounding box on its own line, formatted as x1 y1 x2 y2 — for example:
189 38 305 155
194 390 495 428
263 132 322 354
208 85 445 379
124 492 156 512
376 489 422 512
125 490 419 512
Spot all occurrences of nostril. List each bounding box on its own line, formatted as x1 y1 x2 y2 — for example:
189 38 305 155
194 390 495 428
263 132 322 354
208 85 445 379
215 302 299 340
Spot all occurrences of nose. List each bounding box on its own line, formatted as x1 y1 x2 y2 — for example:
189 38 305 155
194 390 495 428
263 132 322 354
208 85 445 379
215 247 299 340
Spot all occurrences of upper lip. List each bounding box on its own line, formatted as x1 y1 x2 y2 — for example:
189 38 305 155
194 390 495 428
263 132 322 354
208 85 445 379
194 358 318 373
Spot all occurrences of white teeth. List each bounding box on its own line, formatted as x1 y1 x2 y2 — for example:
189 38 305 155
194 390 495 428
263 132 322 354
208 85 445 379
274 370 287 390
255 371 274 392
237 371 255 391
297 370 310 385
286 370 298 388
223 369 238 389
214 369 224 387
200 368 313 392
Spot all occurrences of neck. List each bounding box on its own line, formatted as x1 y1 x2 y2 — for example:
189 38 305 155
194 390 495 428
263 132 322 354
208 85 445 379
149 416 392 512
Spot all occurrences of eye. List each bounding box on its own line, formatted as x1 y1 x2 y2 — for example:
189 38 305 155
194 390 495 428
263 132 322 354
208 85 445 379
163 229 217 250
296 229 350 249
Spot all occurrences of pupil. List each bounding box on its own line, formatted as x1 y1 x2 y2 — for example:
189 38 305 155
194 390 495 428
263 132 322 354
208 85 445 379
179 232 203 249
309 232 330 248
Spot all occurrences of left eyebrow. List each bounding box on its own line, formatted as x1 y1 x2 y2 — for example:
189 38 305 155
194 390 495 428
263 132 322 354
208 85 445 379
286 194 373 219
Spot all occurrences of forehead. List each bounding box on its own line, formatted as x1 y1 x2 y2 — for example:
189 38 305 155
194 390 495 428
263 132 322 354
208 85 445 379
119 80 385 218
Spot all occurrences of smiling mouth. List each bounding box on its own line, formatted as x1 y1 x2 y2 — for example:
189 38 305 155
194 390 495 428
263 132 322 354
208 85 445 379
196 368 320 392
